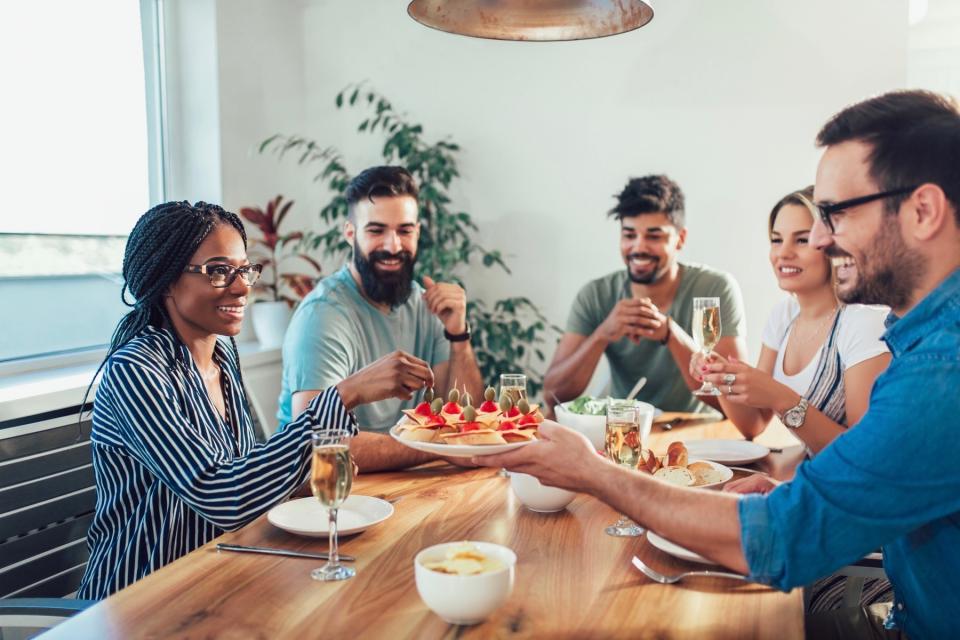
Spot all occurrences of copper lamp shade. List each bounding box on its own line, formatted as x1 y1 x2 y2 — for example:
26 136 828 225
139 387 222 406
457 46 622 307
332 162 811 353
407 0 654 42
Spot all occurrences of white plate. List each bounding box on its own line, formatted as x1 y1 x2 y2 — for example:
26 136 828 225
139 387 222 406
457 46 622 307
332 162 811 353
685 458 734 489
647 531 716 565
267 496 393 538
389 424 535 458
684 440 770 465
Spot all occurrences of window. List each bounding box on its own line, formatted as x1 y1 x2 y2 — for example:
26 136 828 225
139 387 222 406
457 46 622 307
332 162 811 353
0 0 165 365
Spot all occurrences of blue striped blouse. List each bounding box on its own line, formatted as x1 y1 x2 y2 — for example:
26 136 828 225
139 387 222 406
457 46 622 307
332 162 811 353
77 327 356 600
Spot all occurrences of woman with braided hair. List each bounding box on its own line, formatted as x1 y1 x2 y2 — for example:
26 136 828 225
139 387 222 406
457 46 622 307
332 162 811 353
77 201 357 599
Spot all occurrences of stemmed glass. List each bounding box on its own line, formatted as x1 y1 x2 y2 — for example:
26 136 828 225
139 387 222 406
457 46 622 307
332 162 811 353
604 403 644 537
498 373 527 478
310 429 355 582
499 373 527 404
691 297 722 396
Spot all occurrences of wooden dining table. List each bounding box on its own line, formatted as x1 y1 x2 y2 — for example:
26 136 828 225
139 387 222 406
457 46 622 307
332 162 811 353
44 414 807 639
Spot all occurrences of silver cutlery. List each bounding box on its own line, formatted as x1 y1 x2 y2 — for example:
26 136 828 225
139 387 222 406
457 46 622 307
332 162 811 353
631 555 746 584
625 376 648 401
216 543 356 562
658 418 682 431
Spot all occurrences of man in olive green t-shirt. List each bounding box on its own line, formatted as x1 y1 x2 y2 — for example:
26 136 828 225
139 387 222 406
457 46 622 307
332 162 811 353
544 175 748 414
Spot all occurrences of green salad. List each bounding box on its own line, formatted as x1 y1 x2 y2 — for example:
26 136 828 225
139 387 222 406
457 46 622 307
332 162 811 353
565 396 616 415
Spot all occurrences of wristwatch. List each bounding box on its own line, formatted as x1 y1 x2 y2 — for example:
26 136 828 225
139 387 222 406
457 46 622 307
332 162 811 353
444 322 472 343
779 397 809 429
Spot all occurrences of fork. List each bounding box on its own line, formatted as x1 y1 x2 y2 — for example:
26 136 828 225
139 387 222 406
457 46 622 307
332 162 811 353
631 555 747 584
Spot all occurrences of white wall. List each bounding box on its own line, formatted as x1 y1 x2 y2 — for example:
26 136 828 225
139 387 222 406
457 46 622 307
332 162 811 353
195 0 909 363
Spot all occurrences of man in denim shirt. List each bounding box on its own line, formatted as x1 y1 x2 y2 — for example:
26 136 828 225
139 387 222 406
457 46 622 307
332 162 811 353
477 90 960 639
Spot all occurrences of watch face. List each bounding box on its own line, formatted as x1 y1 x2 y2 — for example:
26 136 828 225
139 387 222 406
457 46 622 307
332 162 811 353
785 410 801 428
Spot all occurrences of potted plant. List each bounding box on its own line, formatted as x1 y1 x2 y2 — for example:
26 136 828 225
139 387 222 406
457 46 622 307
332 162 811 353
239 195 322 348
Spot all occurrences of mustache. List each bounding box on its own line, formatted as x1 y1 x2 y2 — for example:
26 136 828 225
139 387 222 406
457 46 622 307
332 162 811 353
628 253 658 261
369 250 414 263
823 246 852 259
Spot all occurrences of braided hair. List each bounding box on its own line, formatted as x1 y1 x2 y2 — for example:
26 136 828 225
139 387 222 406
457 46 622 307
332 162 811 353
80 201 251 426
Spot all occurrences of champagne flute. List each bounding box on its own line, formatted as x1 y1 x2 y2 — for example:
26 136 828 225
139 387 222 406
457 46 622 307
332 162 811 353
310 429 355 582
691 297 722 397
499 373 527 404
604 403 644 537
498 373 527 477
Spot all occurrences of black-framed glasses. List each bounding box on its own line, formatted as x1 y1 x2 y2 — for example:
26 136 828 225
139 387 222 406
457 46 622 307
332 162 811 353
814 185 919 233
183 263 263 288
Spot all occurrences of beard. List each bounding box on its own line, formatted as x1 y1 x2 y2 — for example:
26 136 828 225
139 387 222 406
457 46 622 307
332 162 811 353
625 253 664 285
826 216 925 309
353 245 417 308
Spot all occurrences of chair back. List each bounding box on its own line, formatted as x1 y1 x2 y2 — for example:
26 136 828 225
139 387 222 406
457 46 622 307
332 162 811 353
0 404 95 598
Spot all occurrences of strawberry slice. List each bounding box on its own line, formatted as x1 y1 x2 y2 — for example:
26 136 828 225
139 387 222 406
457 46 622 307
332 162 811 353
414 401 433 416
460 422 482 432
497 420 517 431
424 415 446 428
442 401 462 414
478 400 499 413
517 414 538 427
506 406 521 418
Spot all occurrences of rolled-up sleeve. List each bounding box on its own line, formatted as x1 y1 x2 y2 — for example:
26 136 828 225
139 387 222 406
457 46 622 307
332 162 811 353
737 352 960 591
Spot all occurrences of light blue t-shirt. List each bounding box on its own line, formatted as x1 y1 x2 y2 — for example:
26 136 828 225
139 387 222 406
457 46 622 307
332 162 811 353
278 265 450 432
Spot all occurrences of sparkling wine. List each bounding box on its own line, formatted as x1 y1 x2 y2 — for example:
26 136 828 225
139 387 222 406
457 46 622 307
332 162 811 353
501 386 527 404
693 305 722 352
605 421 642 468
311 445 352 508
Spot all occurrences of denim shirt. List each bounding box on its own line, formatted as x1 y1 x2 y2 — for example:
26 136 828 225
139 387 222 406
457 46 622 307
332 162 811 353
739 268 960 640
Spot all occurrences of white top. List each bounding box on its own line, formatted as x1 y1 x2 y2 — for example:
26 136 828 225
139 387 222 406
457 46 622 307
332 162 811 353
761 298 890 396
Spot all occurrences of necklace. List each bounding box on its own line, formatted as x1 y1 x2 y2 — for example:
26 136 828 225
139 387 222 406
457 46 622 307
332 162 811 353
792 306 838 347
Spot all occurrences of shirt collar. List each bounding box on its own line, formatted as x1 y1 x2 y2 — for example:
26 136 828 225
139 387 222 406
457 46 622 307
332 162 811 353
883 267 960 356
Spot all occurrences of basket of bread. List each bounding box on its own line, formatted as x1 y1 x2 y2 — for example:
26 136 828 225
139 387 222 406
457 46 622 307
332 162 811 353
639 442 733 489
391 387 544 455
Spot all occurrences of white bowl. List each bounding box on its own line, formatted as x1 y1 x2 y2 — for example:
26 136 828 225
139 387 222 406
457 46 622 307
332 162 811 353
510 472 576 512
414 541 516 625
555 400 656 451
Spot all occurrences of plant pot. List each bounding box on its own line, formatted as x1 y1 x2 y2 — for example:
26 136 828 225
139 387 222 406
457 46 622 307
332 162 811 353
251 301 293 349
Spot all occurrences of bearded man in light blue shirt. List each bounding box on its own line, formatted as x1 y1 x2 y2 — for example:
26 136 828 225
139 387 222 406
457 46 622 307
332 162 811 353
475 90 960 640
279 166 483 472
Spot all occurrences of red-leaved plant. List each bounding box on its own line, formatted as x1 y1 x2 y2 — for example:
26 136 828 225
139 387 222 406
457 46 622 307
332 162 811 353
239 195 322 307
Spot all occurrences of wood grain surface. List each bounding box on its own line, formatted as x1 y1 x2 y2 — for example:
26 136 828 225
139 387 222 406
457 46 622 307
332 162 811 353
45 415 805 639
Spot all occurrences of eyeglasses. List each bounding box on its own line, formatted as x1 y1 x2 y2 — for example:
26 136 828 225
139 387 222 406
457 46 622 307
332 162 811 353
814 185 918 233
183 263 263 288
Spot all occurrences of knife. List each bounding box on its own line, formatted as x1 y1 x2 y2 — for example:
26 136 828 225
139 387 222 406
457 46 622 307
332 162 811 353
216 543 356 562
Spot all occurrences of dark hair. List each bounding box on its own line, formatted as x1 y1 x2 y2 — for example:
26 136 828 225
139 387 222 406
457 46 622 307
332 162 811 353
816 90 960 222
345 165 419 218
80 201 249 424
768 186 816 235
608 175 685 228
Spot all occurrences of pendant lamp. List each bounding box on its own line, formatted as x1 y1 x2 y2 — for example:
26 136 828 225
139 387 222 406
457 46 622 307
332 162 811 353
407 0 655 42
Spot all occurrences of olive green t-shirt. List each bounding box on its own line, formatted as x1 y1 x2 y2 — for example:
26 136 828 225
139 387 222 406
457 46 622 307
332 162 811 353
566 262 746 413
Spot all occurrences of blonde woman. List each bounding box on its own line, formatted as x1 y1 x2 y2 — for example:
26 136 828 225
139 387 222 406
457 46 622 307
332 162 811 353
693 187 893 612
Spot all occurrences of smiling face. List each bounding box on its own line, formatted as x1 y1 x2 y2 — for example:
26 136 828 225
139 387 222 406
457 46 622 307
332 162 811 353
811 141 926 309
345 194 420 307
769 203 832 294
619 213 686 284
164 224 251 339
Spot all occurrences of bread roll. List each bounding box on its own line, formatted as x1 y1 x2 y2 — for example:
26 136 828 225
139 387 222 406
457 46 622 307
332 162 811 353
654 466 695 487
666 442 688 467
687 461 725 487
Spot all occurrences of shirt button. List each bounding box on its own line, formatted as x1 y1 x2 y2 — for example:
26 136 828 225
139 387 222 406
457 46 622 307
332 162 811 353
896 603 904 611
